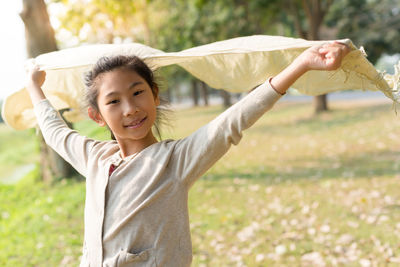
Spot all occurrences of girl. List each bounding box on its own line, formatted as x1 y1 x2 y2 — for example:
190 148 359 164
27 42 349 267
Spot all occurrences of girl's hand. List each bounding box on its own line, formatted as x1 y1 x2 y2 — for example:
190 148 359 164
27 64 46 88
296 41 351 72
270 41 351 95
25 64 47 104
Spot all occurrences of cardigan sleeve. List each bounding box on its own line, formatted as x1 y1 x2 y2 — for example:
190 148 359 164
34 100 98 177
172 79 283 188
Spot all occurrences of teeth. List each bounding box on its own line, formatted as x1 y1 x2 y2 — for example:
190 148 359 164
126 118 144 127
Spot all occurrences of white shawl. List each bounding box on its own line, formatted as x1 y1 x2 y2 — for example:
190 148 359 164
2 35 398 130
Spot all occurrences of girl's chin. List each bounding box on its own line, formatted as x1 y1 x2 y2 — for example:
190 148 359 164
118 130 155 142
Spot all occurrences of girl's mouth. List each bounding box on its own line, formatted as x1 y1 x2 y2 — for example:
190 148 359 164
125 117 147 129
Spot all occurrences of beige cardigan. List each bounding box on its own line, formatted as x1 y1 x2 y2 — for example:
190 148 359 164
34 80 281 267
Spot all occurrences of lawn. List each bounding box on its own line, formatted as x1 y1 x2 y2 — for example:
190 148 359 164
1 98 400 266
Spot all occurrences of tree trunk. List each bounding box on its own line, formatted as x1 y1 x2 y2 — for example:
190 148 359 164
20 0 57 56
313 94 328 113
21 0 79 182
302 0 330 113
166 86 172 102
191 80 199 106
220 90 231 108
290 1 307 39
200 82 209 106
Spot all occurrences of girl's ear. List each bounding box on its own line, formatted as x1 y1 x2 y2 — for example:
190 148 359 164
88 107 106 126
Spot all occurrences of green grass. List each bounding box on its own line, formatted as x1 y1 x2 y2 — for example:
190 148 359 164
0 171 85 266
1 99 400 266
0 125 39 182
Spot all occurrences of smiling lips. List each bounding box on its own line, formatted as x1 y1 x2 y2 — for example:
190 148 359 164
124 117 147 129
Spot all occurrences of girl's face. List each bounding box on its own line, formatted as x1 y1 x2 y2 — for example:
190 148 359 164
89 68 160 152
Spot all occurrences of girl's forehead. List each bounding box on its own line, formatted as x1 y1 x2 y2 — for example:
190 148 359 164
97 69 148 96
98 69 146 89
101 68 141 80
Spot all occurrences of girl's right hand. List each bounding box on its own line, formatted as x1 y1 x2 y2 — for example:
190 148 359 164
27 64 46 88
25 64 48 104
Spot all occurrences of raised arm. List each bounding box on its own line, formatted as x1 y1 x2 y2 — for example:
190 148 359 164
270 41 350 94
173 42 350 188
26 65 99 177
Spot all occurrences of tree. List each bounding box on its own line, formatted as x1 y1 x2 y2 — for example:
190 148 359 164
281 0 334 113
191 80 200 106
327 0 400 64
50 0 288 108
51 0 182 100
20 0 78 182
154 0 283 108
200 82 209 106
51 0 162 45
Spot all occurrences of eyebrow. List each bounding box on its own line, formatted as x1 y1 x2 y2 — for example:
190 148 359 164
128 81 144 90
104 81 144 98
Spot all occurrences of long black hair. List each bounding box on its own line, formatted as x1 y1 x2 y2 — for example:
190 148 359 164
84 55 170 140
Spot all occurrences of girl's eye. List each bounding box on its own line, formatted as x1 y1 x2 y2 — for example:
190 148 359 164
107 99 119 105
133 90 144 96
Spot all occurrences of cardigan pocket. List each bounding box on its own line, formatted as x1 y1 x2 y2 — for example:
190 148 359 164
117 248 157 267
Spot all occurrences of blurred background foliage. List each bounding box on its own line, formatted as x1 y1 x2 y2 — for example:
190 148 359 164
49 0 400 64
1 1 400 265
327 0 400 64
46 0 400 112
12 0 400 182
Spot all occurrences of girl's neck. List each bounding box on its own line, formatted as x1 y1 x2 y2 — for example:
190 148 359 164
116 133 158 158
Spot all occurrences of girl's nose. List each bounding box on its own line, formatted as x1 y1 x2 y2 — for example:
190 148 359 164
123 101 138 116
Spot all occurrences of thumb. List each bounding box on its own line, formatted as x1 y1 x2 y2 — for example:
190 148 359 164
24 58 36 72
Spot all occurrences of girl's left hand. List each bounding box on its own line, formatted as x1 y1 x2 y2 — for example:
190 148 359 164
296 41 351 72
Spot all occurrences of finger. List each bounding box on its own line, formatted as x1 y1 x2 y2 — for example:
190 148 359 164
322 42 347 51
318 44 335 54
320 41 341 50
326 45 343 54
24 59 36 72
327 50 342 62
319 47 340 60
333 41 349 48
318 47 330 54
333 41 351 54
327 52 343 69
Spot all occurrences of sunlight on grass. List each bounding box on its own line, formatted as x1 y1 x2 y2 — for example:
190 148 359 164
0 125 39 182
1 99 400 266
